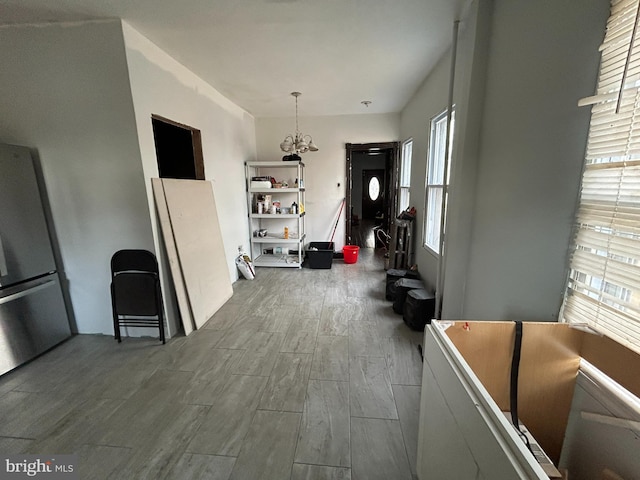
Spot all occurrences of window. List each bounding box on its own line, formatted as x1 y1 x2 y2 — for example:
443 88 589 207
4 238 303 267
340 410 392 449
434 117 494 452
561 0 640 354
368 176 380 201
398 139 413 214
424 110 454 254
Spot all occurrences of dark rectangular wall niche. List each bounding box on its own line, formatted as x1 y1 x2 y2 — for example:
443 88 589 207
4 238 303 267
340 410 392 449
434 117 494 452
152 115 205 180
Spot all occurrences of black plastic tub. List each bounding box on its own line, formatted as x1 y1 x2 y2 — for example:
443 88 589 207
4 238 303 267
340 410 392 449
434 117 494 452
306 242 334 269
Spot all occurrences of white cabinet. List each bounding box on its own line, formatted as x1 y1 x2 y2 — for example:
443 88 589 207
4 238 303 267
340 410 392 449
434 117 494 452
417 324 548 479
418 321 640 480
245 161 305 268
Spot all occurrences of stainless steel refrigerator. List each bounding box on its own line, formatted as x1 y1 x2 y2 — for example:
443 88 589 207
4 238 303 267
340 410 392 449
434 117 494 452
0 143 71 376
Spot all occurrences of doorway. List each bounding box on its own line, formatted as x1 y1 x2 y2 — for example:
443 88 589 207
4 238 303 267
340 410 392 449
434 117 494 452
152 115 205 180
345 142 399 248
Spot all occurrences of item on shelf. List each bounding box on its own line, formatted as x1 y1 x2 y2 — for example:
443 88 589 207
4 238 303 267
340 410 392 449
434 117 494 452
291 202 298 214
284 227 289 239
251 180 272 189
257 229 268 237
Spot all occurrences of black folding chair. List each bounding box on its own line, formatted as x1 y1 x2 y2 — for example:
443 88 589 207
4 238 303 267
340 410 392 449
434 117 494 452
110 249 166 344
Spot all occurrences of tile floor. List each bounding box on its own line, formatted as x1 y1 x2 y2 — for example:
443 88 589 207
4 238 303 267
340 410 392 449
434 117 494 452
0 248 424 479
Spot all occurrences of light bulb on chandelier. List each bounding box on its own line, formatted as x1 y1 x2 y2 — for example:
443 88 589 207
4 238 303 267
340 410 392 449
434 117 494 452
281 92 318 160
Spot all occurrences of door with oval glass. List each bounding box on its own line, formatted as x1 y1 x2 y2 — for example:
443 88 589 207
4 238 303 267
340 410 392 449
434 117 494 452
362 169 385 221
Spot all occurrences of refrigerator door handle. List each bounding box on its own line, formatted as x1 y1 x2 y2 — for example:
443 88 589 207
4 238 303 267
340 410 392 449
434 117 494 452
0 279 55 305
0 233 7 277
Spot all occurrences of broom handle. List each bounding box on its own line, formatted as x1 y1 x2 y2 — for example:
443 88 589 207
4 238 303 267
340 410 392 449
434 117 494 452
330 198 346 243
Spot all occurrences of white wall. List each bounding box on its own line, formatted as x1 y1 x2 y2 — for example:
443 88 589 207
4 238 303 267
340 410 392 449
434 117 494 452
122 22 256 335
255 114 399 250
0 20 152 334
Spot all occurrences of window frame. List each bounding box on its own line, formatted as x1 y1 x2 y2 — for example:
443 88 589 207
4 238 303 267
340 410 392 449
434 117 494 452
423 109 454 255
398 139 413 215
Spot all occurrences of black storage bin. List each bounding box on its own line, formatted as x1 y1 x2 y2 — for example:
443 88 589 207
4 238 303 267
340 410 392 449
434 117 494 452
385 268 420 301
305 242 334 269
392 278 424 314
403 289 436 331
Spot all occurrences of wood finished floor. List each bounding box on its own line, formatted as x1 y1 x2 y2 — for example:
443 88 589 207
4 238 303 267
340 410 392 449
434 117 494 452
0 248 423 480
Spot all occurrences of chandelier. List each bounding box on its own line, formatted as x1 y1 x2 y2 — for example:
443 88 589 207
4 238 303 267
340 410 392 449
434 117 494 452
280 92 318 155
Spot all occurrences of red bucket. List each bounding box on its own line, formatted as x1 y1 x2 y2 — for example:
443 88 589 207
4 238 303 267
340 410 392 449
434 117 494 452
343 245 360 264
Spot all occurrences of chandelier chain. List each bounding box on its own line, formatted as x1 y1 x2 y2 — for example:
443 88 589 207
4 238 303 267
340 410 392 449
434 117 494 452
296 95 299 134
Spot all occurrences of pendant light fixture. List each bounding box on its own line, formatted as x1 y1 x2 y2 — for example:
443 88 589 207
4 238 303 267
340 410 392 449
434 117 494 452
280 92 318 156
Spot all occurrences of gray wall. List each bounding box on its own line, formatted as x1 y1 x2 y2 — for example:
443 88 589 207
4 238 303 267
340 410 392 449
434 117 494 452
0 20 152 334
399 47 452 290
0 20 258 336
400 0 609 320
459 0 608 320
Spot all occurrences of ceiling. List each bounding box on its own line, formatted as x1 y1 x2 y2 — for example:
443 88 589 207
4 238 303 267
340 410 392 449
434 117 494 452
0 0 467 117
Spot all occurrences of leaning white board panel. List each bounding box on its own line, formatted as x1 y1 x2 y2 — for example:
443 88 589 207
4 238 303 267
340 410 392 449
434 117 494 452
161 178 233 329
151 178 195 336
417 323 549 479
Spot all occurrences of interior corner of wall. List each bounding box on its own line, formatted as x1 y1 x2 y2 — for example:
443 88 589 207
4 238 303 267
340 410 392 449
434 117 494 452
119 20 251 121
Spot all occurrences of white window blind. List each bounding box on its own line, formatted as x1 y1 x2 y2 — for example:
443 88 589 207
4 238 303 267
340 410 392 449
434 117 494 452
562 0 640 354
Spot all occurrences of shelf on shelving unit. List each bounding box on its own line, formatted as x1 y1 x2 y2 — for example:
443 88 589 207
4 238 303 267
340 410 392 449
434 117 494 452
245 161 306 269
251 234 305 244
252 254 302 268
